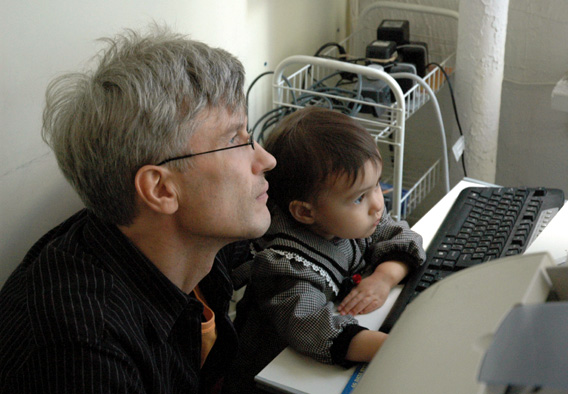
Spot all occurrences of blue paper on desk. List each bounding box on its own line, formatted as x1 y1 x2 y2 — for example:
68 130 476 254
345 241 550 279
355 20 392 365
478 302 568 390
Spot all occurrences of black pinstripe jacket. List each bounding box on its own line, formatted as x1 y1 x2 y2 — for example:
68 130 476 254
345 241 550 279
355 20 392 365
0 209 242 394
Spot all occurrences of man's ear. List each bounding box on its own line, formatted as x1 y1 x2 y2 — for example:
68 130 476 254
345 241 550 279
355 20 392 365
288 200 315 224
134 165 179 215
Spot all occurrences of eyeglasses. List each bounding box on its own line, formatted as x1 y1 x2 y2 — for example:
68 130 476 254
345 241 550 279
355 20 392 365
156 133 255 166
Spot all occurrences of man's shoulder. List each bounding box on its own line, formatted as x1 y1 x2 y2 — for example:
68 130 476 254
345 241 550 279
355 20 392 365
1 239 116 347
1 210 124 344
1 208 190 348
0 227 122 383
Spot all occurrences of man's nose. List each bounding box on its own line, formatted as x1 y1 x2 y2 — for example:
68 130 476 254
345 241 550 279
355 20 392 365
252 142 277 174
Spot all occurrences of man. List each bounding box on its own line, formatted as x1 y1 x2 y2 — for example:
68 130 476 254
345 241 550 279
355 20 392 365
0 26 276 393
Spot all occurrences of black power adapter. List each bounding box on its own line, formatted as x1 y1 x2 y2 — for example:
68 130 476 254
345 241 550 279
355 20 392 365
376 19 429 77
359 64 392 118
397 42 429 77
389 62 417 95
365 40 398 63
377 20 410 46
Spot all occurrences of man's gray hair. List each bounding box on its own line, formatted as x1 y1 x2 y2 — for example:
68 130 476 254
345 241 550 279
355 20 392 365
42 26 246 225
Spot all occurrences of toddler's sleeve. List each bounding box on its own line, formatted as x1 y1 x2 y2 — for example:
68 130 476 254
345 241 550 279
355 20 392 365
252 249 365 365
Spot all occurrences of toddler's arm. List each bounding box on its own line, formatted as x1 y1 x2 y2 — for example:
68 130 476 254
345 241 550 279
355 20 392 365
337 260 408 316
345 329 388 362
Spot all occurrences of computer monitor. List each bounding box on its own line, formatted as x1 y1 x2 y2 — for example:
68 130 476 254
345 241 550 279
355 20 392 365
353 252 558 394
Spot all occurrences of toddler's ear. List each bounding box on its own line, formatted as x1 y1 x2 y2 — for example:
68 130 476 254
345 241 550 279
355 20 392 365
288 200 315 224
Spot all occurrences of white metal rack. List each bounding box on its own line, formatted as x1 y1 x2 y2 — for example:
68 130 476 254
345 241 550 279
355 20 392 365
271 2 458 221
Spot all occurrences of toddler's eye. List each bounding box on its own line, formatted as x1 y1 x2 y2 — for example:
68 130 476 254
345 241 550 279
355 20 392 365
354 195 364 204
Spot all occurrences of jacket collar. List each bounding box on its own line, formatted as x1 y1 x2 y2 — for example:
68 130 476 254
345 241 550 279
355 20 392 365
82 210 196 341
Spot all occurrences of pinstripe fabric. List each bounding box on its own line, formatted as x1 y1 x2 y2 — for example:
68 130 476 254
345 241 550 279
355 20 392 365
225 205 425 393
0 209 242 394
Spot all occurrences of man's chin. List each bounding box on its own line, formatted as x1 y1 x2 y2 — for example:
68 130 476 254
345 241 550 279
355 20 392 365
249 211 272 238
256 217 272 237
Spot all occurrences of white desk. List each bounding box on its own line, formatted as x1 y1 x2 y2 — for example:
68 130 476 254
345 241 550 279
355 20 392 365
255 179 568 394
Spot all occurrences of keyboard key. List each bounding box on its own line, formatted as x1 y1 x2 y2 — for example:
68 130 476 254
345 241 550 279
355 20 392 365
429 258 443 268
434 250 447 259
512 236 525 246
442 260 456 269
456 258 479 269
422 274 435 282
445 250 461 261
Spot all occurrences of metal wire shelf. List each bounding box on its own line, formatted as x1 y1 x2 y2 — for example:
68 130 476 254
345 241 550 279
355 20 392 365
271 3 458 220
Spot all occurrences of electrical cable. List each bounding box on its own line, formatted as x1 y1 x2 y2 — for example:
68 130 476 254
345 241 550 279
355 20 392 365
246 70 298 142
306 70 346 89
314 42 348 59
427 62 468 178
252 75 362 143
252 106 291 143
246 71 274 132
246 71 274 107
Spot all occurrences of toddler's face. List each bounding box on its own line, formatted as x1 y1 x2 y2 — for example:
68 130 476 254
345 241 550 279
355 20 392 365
309 159 384 240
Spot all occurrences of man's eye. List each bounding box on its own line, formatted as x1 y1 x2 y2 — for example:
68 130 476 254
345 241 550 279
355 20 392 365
230 130 249 145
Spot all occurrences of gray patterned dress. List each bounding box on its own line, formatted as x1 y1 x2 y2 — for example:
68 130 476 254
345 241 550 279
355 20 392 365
225 205 425 393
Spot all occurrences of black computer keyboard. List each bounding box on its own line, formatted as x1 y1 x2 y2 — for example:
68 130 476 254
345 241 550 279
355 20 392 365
380 186 565 333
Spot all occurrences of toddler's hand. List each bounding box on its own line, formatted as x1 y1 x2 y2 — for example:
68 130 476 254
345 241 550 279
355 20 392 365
337 275 390 316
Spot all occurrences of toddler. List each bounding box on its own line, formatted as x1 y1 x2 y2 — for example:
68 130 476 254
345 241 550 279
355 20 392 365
227 106 425 393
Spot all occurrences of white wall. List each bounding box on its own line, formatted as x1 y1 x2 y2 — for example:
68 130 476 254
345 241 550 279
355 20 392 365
0 0 347 286
496 1 568 190
4 0 568 287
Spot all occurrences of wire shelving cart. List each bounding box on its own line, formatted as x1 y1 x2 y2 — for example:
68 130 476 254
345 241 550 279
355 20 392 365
271 2 459 221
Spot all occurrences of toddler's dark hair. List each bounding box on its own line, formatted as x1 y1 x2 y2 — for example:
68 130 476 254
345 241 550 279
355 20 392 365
264 106 382 212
